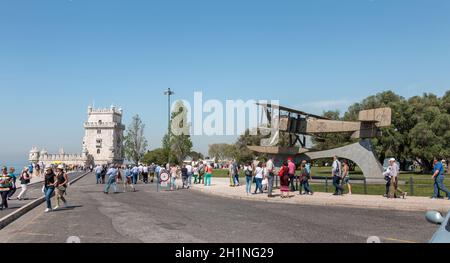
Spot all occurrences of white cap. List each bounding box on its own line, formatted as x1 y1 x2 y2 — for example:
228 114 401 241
389 158 396 162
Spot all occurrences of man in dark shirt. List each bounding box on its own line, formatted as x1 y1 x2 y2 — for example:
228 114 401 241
181 165 188 189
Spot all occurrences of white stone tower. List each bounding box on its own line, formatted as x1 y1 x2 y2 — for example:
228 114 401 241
83 105 125 165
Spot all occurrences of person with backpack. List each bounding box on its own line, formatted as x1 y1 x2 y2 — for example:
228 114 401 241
229 160 240 187
300 161 313 195
244 162 253 195
54 165 69 209
0 167 12 210
17 167 31 201
279 161 290 199
7 167 17 200
205 164 213 187
332 156 344 196
198 162 205 185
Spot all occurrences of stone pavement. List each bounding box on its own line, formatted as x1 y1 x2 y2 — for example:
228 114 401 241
191 178 450 213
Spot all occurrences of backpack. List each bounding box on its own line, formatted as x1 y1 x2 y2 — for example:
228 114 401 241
245 167 252 177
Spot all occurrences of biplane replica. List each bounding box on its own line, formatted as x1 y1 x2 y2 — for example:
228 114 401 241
248 103 393 179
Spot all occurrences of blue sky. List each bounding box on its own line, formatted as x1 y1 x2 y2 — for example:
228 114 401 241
1 0 450 164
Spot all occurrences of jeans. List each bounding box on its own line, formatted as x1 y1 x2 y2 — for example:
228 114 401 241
255 178 263 193
288 174 296 191
205 174 212 186
0 191 8 209
246 176 253 194
267 174 274 196
142 173 149 184
45 187 55 209
434 176 450 198
8 184 16 198
187 173 193 187
169 177 176 190
234 174 240 186
96 172 102 184
301 179 313 194
104 177 117 193
333 176 344 194
132 173 138 184
182 176 189 188
385 178 391 196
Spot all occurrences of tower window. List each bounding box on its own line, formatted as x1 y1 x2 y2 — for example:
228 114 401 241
97 149 101 154
97 129 102 134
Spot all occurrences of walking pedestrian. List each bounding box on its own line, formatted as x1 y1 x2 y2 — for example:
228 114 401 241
244 162 253 195
142 165 149 184
432 157 450 200
123 166 135 192
44 166 56 213
390 158 407 199
186 162 193 188
198 162 205 185
7 167 17 200
181 165 189 189
279 162 290 198
95 164 103 184
266 157 275 197
287 157 296 192
0 167 12 210
229 159 240 187
104 165 119 194
193 165 199 184
170 165 178 191
300 161 313 195
149 163 156 183
253 163 264 194
101 165 107 184
17 167 31 200
332 156 344 196
131 166 139 185
341 160 352 195
54 165 69 209
205 164 213 187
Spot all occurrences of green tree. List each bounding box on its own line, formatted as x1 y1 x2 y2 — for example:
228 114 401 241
124 115 148 165
141 148 172 165
163 101 193 164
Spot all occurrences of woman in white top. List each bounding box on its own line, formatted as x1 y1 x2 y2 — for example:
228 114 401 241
254 163 264 194
244 162 253 195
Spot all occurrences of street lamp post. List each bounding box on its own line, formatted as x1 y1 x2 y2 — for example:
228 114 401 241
164 88 175 168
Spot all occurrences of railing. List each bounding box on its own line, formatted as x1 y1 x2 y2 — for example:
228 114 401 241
272 175 450 197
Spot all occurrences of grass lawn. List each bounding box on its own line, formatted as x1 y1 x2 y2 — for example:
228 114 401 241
211 167 450 197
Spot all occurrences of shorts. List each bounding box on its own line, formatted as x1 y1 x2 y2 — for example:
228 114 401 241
342 177 350 185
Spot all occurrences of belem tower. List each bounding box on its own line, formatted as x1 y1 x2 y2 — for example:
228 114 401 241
29 106 126 166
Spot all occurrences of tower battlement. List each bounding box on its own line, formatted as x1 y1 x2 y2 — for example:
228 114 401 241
88 105 123 115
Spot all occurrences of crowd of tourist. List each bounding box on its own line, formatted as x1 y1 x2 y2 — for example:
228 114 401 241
93 161 216 194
